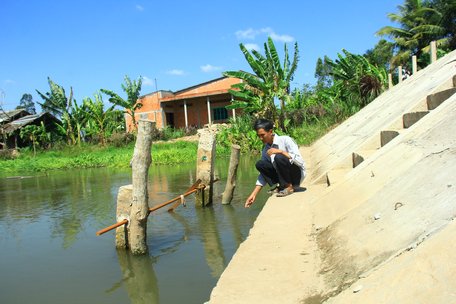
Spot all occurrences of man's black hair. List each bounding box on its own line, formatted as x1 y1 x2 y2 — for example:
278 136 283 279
253 119 274 131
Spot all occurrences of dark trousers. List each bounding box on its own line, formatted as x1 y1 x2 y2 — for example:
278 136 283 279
256 154 301 189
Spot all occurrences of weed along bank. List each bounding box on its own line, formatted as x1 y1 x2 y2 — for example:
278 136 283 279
124 76 242 131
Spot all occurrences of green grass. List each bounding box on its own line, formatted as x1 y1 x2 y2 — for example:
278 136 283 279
0 140 219 175
0 116 343 176
289 117 343 146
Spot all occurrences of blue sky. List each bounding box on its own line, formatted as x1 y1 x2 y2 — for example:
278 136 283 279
0 0 403 111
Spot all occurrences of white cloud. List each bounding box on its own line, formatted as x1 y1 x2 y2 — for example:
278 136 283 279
269 32 294 43
135 4 144 11
235 27 295 43
244 43 260 51
200 64 223 73
142 76 154 86
235 28 257 40
3 79 16 86
166 69 185 76
260 27 273 34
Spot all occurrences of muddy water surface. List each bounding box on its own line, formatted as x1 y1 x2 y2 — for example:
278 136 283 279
0 156 267 304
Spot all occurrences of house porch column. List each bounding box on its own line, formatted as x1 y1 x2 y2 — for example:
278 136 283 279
207 97 212 125
184 100 189 128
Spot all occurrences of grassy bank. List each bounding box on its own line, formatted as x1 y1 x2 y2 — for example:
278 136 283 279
0 140 209 175
1 117 337 176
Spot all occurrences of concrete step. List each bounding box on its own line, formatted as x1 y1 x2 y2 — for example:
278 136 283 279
352 149 378 168
326 168 351 186
403 111 429 128
427 87 456 110
380 130 401 147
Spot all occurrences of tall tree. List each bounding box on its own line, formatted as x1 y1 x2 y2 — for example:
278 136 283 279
314 56 333 89
364 39 395 71
431 0 456 50
224 37 299 128
376 0 445 67
16 93 36 114
101 76 143 130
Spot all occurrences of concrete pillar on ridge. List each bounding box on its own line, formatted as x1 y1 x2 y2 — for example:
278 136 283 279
430 41 437 63
412 56 417 74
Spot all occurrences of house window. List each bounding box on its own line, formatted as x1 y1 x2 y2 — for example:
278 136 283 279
213 107 228 121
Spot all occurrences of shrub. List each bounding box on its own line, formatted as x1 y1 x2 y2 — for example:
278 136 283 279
107 131 135 147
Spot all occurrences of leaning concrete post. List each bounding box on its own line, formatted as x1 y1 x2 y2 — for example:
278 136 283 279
196 126 216 206
412 56 417 74
430 41 437 63
129 120 154 255
222 144 241 205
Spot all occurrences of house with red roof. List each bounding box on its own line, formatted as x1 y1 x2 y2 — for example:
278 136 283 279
125 76 241 131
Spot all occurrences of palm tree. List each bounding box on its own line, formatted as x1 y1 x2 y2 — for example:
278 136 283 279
376 0 445 67
432 0 456 50
224 37 299 129
101 75 143 130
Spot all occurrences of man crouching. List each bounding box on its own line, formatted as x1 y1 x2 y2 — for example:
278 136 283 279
245 119 306 208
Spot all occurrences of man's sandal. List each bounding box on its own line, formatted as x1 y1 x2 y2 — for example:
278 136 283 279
267 184 280 194
276 188 294 197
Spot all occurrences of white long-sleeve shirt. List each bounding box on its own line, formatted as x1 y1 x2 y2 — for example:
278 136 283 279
256 134 306 187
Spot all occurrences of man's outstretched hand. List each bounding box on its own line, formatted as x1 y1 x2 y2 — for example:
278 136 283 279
245 193 255 208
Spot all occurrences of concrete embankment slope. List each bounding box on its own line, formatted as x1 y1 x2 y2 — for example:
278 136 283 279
209 50 456 304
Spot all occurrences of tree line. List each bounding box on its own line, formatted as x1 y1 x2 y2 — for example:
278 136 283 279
12 0 456 153
15 76 142 150
218 0 455 151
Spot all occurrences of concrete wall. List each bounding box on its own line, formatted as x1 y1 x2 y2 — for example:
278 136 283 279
209 49 456 303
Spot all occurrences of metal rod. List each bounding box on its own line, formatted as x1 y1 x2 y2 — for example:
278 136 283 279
96 219 128 236
168 179 202 212
96 182 203 236
148 188 199 214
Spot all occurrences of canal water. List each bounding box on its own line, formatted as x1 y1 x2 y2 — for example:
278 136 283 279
0 156 268 304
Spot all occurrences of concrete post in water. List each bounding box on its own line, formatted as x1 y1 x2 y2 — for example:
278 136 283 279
388 73 393 89
129 120 154 255
196 126 216 206
222 144 241 205
412 56 417 74
115 185 132 249
430 41 437 63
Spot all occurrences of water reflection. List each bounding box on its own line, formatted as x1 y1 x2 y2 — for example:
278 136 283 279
196 207 226 277
0 157 267 304
223 204 244 247
113 250 159 304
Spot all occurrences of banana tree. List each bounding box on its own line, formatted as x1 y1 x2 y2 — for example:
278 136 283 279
83 93 116 145
37 77 76 144
19 122 48 156
224 37 299 129
326 49 388 111
101 75 143 130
